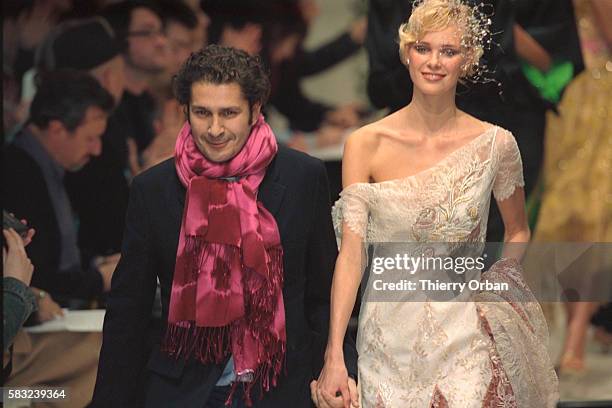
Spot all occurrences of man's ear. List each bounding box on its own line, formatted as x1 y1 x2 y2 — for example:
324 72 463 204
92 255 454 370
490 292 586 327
250 102 262 125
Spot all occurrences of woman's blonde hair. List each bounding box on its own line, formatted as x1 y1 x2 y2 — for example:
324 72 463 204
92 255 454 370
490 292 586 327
398 0 490 78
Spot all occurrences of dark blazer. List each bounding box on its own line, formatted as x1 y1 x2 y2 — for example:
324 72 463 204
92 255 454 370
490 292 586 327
92 146 358 407
3 143 103 302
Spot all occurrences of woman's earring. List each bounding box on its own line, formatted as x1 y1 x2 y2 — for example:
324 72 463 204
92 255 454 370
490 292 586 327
406 58 410 65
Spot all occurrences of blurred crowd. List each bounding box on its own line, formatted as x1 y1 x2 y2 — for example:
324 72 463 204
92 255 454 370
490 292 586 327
2 0 610 405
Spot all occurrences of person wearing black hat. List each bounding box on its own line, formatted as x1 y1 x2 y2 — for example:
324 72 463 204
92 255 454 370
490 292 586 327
38 17 126 104
35 18 131 279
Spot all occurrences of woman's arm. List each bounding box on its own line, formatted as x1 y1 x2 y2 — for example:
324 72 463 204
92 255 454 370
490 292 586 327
315 130 373 408
497 186 531 261
590 0 612 48
513 24 553 72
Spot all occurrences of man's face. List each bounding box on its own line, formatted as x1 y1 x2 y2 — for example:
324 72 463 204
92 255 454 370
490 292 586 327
166 21 193 74
126 7 168 73
55 106 107 171
188 81 260 163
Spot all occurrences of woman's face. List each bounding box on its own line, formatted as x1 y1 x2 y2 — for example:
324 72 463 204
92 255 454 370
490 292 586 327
406 25 466 96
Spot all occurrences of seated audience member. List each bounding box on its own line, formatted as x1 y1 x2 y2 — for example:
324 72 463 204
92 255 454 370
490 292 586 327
3 226 36 352
2 0 70 137
140 84 184 171
138 0 201 170
182 0 211 52
101 1 169 154
2 0 72 87
267 0 366 135
37 18 130 261
3 70 114 407
4 70 117 310
202 0 266 55
155 0 199 75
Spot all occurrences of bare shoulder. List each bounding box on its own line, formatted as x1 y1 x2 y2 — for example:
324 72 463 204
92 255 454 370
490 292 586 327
343 122 376 161
457 110 495 134
342 119 397 184
344 116 400 154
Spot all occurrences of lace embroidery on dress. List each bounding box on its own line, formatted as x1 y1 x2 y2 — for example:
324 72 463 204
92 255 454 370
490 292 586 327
334 127 499 244
333 125 557 407
477 306 518 408
492 130 525 201
475 259 559 408
332 182 371 239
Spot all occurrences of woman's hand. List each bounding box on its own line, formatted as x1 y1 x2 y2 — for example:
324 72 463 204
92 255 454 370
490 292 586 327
310 356 359 408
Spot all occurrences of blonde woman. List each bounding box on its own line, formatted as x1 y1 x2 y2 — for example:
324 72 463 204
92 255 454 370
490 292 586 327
311 1 558 407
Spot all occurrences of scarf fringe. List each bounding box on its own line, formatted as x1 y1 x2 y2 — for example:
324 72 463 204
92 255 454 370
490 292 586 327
166 240 285 407
224 339 286 407
244 247 284 328
162 323 232 364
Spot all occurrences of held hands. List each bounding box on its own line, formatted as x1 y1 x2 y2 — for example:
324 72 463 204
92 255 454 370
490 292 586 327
310 357 359 408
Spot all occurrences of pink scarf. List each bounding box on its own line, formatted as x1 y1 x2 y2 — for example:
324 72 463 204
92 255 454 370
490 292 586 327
162 115 285 405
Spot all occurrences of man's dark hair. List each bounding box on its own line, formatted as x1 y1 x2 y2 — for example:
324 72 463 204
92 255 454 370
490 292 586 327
155 0 197 30
29 69 114 132
100 0 163 52
173 45 271 111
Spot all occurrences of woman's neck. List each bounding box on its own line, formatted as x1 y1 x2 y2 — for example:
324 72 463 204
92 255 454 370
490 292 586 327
404 88 459 137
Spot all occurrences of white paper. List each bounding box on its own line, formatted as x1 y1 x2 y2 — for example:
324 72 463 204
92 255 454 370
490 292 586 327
24 309 105 333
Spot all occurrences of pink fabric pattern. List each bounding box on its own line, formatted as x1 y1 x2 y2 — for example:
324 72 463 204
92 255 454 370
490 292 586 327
163 115 285 406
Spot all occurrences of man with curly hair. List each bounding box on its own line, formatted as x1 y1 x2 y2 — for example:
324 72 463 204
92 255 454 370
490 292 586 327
92 45 357 408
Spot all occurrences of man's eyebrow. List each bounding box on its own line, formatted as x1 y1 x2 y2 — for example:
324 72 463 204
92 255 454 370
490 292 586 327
190 105 242 110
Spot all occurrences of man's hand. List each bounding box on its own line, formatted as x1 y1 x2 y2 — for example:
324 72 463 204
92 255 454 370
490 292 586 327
35 290 64 322
3 228 34 285
310 357 359 408
349 17 367 45
311 377 358 408
17 216 35 246
142 100 183 171
97 253 121 292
